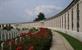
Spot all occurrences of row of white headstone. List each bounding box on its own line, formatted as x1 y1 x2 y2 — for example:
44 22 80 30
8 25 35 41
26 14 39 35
0 29 19 50
0 38 21 50
0 29 29 50
0 29 19 41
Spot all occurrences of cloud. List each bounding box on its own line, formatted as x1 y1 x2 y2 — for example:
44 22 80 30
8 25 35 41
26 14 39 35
0 0 72 23
35 5 62 10
25 5 62 17
25 10 33 16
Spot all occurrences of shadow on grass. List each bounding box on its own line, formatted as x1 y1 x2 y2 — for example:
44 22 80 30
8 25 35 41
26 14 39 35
55 30 82 50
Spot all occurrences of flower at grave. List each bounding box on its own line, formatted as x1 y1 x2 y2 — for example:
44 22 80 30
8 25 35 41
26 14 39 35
11 39 15 45
20 33 25 37
27 32 33 37
31 27 48 38
16 42 23 50
16 46 22 50
28 44 34 50
5 40 9 45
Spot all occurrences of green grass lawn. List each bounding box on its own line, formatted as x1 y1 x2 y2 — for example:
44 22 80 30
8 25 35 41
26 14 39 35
55 31 82 50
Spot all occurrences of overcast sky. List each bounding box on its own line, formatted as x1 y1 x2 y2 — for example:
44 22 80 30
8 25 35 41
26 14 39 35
0 0 72 23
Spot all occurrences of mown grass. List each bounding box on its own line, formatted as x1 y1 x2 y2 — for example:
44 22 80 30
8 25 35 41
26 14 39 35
55 31 82 50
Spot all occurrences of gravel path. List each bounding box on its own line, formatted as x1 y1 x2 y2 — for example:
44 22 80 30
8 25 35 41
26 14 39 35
50 30 74 50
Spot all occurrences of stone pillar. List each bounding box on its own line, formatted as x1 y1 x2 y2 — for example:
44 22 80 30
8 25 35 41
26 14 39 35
79 0 82 32
55 19 56 27
73 4 77 31
63 15 64 29
66 12 68 30
61 16 63 29
64 14 66 29
60 16 62 28
55 18 57 28
69 9 72 30
58 17 60 28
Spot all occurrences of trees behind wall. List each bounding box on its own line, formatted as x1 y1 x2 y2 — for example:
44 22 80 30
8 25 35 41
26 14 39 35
1 24 13 30
34 12 46 21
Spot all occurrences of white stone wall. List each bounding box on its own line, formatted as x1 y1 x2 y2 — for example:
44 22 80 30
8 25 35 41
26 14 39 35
15 0 82 41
